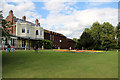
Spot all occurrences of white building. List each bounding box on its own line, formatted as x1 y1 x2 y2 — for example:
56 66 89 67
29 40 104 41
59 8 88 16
4 10 44 49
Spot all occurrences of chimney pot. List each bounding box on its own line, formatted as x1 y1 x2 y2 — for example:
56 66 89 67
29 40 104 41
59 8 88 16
9 10 13 16
35 19 39 26
38 23 40 26
22 16 26 21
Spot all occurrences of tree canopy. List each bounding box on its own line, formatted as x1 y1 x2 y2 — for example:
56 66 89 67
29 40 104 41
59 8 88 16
39 40 52 49
0 11 12 38
116 22 120 48
76 22 117 50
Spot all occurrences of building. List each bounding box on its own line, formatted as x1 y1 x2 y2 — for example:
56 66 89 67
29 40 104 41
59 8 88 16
3 10 76 49
44 30 76 49
4 10 44 49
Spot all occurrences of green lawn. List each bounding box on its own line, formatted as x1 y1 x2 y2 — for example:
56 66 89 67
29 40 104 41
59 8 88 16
2 50 118 78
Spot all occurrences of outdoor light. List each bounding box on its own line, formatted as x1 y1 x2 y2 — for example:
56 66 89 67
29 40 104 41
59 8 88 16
60 40 62 43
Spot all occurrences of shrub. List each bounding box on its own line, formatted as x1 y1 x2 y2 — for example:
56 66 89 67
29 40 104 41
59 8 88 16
39 40 52 49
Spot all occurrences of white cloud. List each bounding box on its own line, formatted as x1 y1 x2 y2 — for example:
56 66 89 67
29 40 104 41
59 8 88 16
11 0 119 2
1 0 118 39
1 0 41 23
40 1 118 39
42 0 76 14
87 0 119 2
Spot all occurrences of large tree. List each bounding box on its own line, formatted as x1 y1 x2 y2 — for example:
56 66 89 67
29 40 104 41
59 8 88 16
0 11 12 38
100 22 116 49
116 22 120 48
89 22 116 49
73 38 78 49
76 22 117 50
90 22 102 49
77 31 95 49
73 38 78 43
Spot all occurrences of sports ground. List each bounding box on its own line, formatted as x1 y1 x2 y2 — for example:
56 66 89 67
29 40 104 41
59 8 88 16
2 50 118 78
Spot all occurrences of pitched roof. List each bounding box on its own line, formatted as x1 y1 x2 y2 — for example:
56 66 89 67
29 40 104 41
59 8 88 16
13 18 36 26
44 29 65 37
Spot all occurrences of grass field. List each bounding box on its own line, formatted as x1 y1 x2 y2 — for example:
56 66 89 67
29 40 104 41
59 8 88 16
2 50 118 78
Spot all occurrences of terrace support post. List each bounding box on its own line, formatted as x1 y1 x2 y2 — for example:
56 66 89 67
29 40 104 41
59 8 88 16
29 37 30 50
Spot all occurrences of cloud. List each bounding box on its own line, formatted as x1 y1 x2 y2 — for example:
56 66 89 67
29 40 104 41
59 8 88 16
1 0 118 39
42 0 76 14
1 0 41 23
87 0 119 2
7 0 118 2
86 2 106 6
40 1 118 39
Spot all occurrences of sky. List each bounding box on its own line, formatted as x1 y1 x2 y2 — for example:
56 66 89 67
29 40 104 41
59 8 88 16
0 0 119 39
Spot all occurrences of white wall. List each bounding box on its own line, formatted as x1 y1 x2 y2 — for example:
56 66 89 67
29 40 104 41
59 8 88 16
16 22 44 39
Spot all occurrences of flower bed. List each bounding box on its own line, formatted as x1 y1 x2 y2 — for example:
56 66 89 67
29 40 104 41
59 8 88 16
54 49 104 53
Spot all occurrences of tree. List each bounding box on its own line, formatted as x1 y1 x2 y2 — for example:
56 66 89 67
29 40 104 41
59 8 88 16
90 21 102 49
116 22 120 49
76 21 117 50
73 38 78 49
0 11 12 38
100 22 116 49
77 31 95 49
39 40 52 49
0 11 2 38
84 28 91 33
73 38 78 43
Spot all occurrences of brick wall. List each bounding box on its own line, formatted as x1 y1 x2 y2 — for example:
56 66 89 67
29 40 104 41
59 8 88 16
67 39 76 49
6 10 16 34
44 30 76 49
44 33 50 40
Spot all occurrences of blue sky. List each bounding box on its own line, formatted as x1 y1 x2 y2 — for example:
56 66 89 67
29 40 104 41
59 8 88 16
36 2 117 18
3 1 118 38
33 2 49 18
8 2 118 18
34 2 118 18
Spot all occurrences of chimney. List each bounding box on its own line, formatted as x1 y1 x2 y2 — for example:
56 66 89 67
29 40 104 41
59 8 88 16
9 10 13 17
35 19 39 26
38 23 40 26
22 16 26 21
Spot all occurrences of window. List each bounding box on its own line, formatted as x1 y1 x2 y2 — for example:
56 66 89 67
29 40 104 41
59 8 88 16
53 35 54 41
54 35 56 41
22 28 25 33
27 29 29 33
36 30 39 35
58 35 60 41
40 30 42 35
50 34 52 41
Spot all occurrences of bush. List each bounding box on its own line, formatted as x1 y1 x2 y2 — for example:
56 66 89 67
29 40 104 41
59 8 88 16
39 40 52 49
